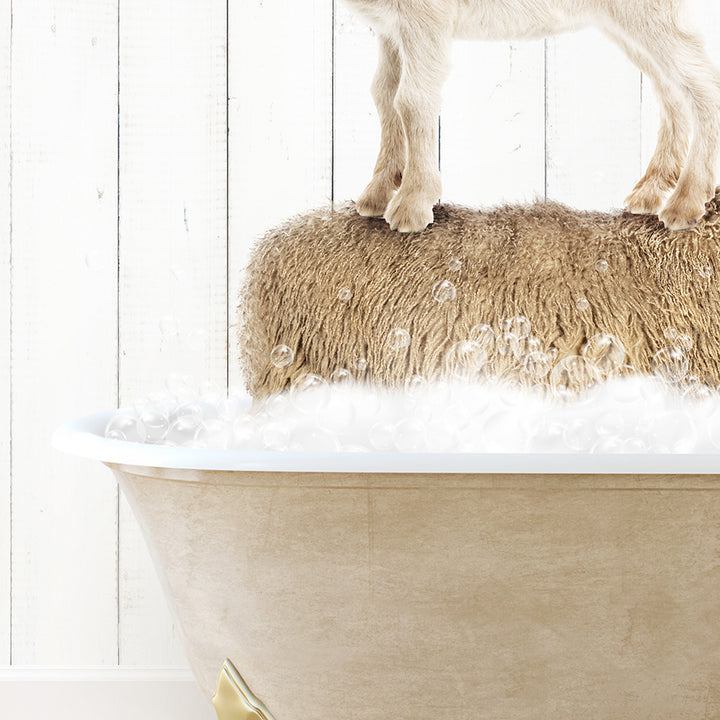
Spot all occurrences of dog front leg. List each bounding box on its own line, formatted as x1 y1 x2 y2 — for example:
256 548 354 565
384 23 451 233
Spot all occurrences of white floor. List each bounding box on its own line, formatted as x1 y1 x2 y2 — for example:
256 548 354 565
0 668 216 720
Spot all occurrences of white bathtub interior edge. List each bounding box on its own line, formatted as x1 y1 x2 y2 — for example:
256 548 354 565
52 410 720 475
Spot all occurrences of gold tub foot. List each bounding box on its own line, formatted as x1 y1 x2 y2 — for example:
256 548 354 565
212 659 276 720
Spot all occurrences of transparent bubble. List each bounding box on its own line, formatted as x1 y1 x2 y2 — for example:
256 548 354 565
270 344 294 368
167 413 203 445
700 264 714 279
595 259 609 274
652 346 689 383
262 421 291 450
595 411 625 437
524 351 552 379
432 280 457 303
104 413 137 441
291 426 341 452
355 357 368 372
330 368 354 386
290 374 330 415
448 258 462 272
405 374 427 396
232 415 259 449
369 421 395 451
194 418 234 449
470 324 495 349
664 327 678 342
510 316 532 339
338 287 352 302
495 332 519 357
562 417 596 452
390 419 425 452
575 297 589 311
447 341 486 375
676 334 693 352
582 333 625 375
550 356 600 399
514 335 542 361
265 392 290 419
136 409 170 444
387 328 411 351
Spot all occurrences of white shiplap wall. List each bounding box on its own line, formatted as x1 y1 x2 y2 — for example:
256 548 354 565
1 0 720 694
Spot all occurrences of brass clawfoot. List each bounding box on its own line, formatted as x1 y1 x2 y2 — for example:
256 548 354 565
212 659 276 720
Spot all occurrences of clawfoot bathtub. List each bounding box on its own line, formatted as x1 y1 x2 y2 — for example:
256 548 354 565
54 410 720 720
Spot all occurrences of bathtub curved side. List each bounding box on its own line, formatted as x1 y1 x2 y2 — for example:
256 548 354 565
109 461 720 720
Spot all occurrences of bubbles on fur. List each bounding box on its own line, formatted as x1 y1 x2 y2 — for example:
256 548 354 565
105 316 720 454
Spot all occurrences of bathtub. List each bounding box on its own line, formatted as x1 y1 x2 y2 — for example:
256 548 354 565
54 408 720 720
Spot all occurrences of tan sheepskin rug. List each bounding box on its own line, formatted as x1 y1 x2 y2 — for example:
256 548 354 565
239 193 720 398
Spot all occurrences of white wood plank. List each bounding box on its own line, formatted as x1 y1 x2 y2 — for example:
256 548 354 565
0 0 10 666
546 28 642 211
118 0 227 665
227 0 333 389
10 1 118 664
441 40 545 207
332 2 380 207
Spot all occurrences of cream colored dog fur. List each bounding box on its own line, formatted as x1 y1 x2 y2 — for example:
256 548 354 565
345 0 720 233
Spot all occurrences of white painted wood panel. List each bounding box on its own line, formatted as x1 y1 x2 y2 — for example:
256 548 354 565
441 40 546 207
332 2 379 207
228 0 333 389
118 0 227 665
546 29 641 211
10 1 119 664
0 0 10 667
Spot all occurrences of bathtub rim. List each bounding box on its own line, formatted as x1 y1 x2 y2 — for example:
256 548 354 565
53 409 720 475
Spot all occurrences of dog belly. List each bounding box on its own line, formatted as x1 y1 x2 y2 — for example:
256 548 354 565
454 1 588 40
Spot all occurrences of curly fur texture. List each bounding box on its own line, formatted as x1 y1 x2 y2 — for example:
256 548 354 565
239 194 720 398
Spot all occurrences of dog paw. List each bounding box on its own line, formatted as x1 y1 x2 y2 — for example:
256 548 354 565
659 191 708 231
625 182 665 215
384 192 434 233
357 177 396 218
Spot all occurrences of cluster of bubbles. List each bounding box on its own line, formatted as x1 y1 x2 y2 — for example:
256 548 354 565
103 255 720 454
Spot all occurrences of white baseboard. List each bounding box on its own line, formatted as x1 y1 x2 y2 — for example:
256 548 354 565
0 667 216 720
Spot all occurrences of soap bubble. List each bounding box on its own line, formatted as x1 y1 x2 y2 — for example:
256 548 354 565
652 346 689 383
387 328 411 351
270 344 294 368
664 327 678 342
700 264 714 278
510 316 532 339
575 297 589 311
448 258 462 272
595 259 609 274
495 332 519 357
447 341 486 375
290 374 330 414
262 421 291 450
330 368 354 386
167 414 203 445
338 287 352 301
194 418 234 449
405 374 427 396
105 413 137 441
470 324 495 349
291 426 341 452
354 357 368 372
369 421 395 451
676 334 693 352
265 392 290 419
432 280 456 303
582 334 625 375
524 351 552 379
514 335 542 361
137 409 170 443
393 419 426 452
562 416 596 452
550 356 600 399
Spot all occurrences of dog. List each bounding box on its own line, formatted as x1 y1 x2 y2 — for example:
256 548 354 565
344 0 720 233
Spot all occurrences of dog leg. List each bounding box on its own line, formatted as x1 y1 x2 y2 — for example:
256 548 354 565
357 35 406 218
606 32 690 216
615 16 720 230
384 16 452 232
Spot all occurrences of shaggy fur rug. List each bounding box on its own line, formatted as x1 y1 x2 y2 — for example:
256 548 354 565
239 193 720 397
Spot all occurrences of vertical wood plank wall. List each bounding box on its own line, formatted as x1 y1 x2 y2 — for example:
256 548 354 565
2 0 720 669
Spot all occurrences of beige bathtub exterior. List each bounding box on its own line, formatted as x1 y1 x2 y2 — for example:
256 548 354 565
109 463 720 720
